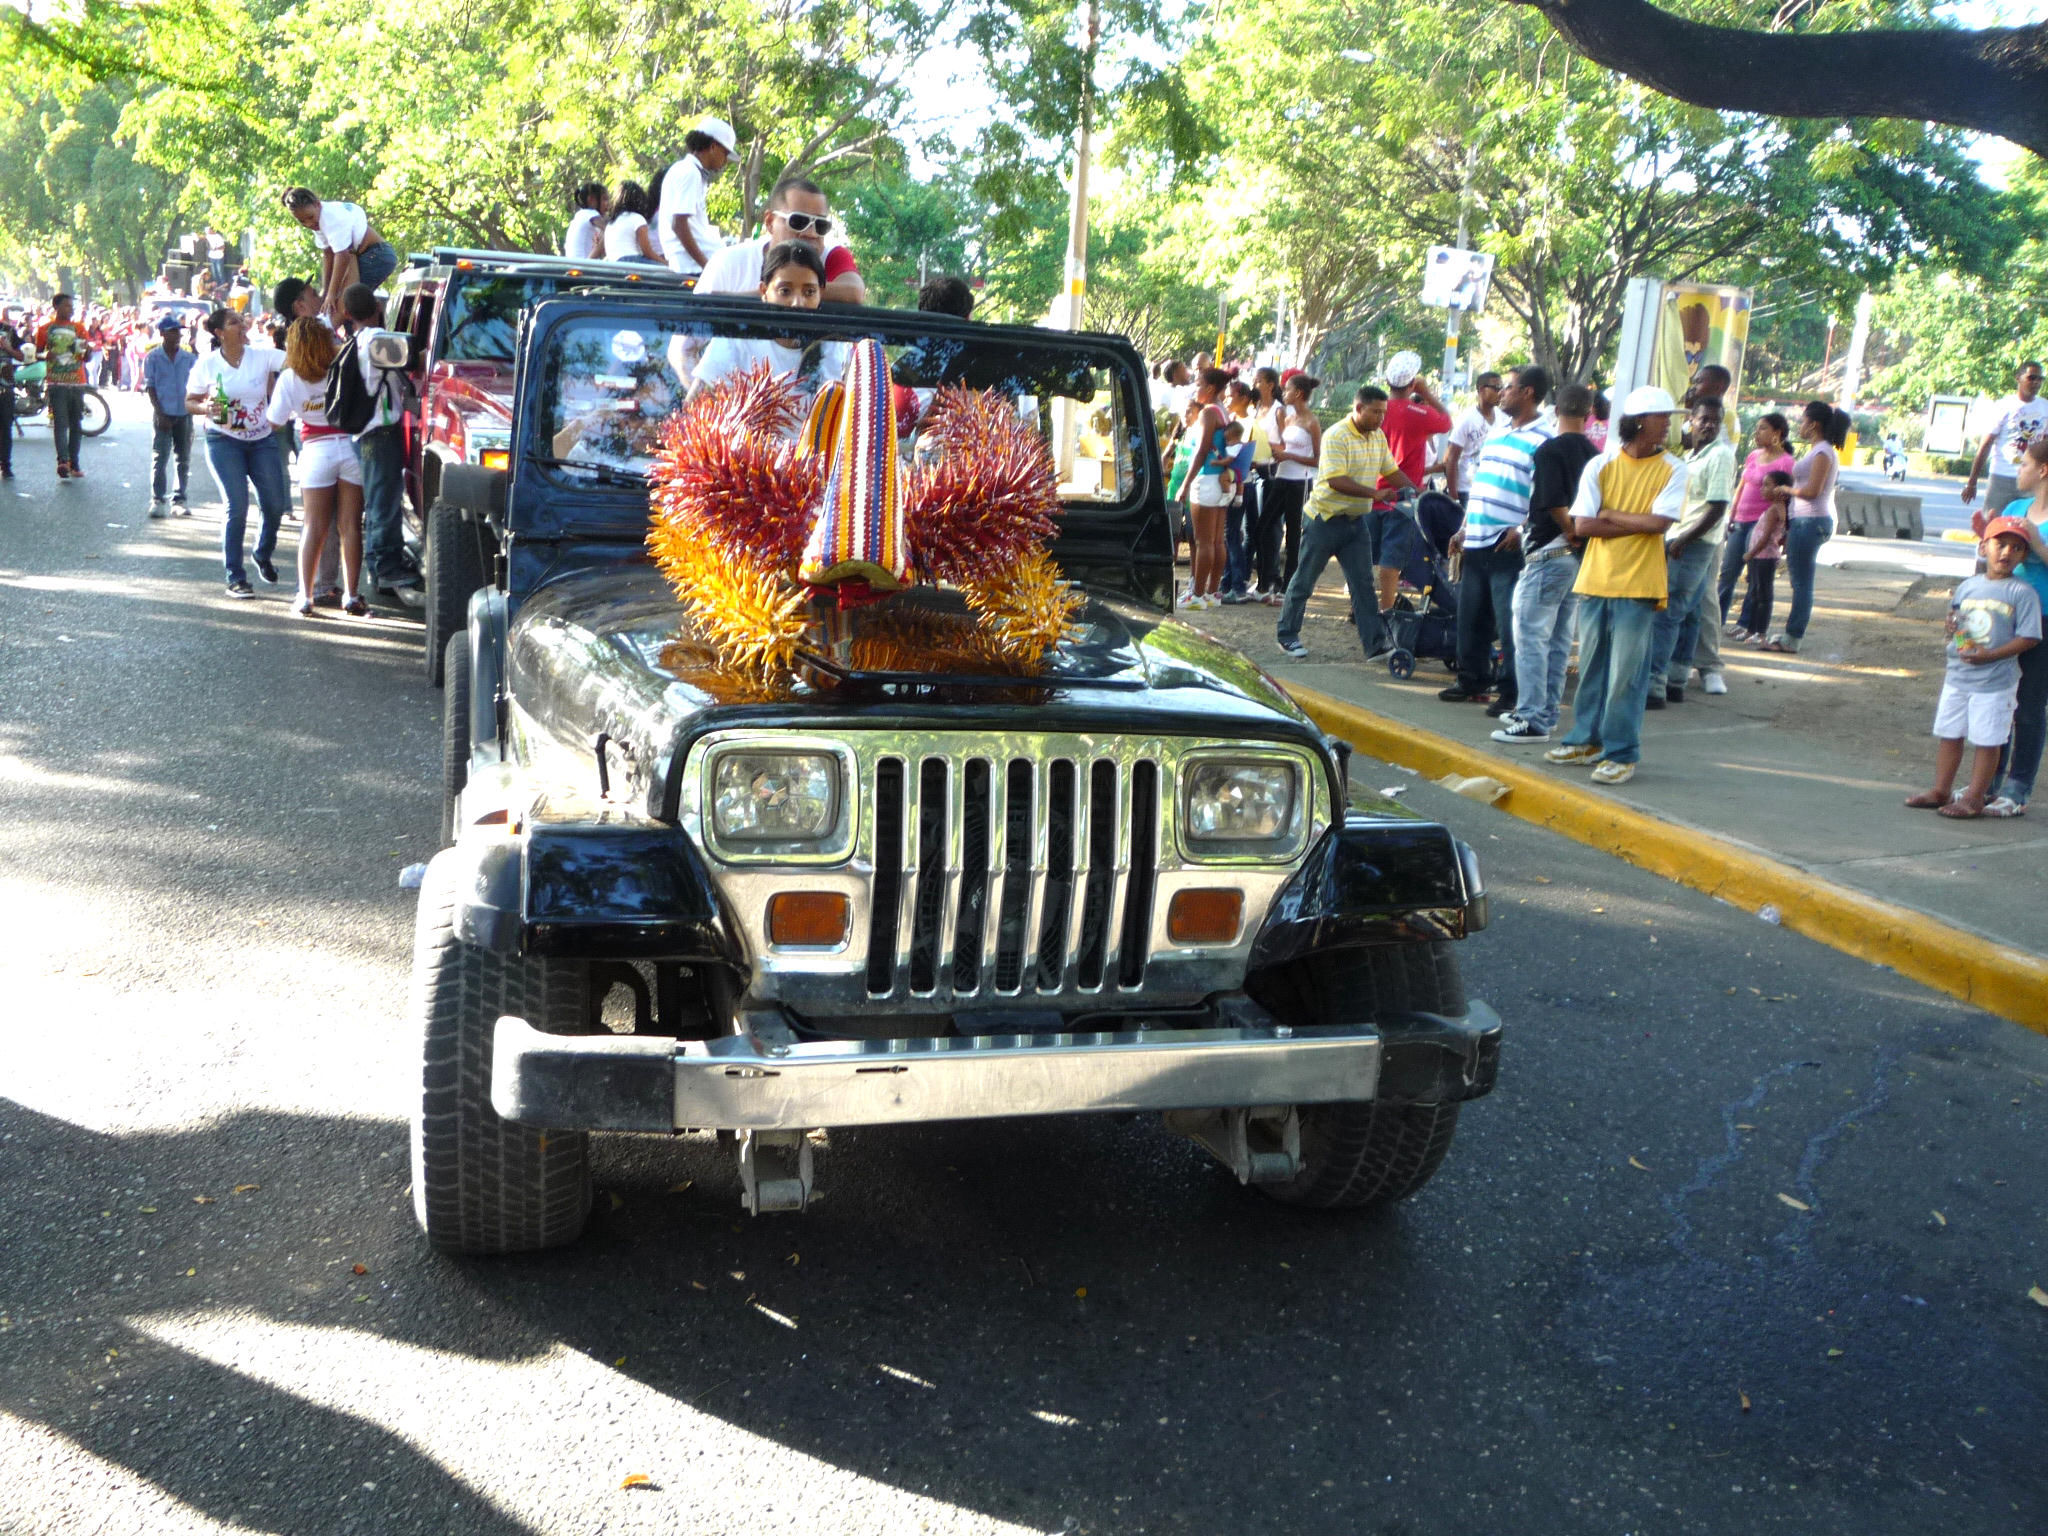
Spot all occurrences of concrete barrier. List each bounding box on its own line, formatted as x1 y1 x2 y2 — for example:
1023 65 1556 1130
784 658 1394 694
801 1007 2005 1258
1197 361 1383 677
1837 487 1924 541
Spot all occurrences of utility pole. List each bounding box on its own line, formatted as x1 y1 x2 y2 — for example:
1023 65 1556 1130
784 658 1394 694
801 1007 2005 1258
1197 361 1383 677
1442 141 1480 388
1837 290 1874 413
1056 0 1099 332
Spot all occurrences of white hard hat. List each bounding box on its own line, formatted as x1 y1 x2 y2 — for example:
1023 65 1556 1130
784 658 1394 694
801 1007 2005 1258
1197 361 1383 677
1384 350 1422 388
695 117 737 154
1622 384 1677 415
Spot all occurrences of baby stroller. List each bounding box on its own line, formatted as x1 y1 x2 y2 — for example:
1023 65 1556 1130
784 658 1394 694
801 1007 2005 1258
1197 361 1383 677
1383 490 1464 680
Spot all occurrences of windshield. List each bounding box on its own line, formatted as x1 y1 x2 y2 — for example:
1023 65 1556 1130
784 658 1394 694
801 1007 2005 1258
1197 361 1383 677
439 273 561 363
533 305 1146 512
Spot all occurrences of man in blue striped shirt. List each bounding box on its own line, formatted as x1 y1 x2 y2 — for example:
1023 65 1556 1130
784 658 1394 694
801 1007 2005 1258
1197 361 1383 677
1441 365 1552 708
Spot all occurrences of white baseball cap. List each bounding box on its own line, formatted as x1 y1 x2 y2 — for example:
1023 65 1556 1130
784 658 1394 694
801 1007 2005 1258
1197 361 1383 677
1622 385 1677 415
695 117 737 154
1384 350 1422 388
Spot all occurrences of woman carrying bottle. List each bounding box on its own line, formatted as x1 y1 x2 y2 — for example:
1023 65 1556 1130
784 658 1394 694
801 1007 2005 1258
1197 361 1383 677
187 307 288 599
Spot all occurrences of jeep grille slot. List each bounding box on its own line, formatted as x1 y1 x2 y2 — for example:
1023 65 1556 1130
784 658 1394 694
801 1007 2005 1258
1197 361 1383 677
993 758 1036 992
1074 760 1120 989
1035 760 1078 990
1117 760 1158 988
951 758 993 993
865 758 906 995
856 746 1170 1004
908 757 951 994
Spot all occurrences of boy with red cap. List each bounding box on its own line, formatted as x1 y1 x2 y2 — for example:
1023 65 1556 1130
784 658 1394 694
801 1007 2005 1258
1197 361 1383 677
1907 517 2041 818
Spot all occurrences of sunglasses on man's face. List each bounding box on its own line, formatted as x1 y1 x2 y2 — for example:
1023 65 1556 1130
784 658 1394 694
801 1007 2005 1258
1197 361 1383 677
777 211 833 237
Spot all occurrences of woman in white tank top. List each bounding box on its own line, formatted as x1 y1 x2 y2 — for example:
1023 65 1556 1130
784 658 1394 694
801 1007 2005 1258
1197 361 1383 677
1257 374 1322 593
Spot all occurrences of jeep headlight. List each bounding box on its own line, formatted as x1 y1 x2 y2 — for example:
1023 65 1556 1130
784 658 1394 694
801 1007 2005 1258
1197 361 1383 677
1182 760 1298 852
712 752 841 843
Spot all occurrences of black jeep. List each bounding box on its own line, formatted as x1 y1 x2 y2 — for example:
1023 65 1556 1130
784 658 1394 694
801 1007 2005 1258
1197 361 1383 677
413 289 1500 1253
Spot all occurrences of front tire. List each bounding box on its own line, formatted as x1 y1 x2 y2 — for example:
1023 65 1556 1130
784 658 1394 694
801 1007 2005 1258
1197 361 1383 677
79 391 110 436
1248 942 1469 1210
410 853 592 1253
424 498 494 687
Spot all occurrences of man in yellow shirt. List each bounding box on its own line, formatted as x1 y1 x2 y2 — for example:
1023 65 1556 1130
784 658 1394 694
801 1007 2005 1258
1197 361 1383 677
1545 385 1687 785
1276 385 1419 661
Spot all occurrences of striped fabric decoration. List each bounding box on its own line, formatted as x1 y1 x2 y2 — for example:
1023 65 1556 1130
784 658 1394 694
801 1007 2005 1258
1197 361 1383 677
800 379 845 466
800 338 908 592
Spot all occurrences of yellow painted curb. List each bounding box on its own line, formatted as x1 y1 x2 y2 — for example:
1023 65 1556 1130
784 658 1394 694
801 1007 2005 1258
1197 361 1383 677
1290 684 2048 1036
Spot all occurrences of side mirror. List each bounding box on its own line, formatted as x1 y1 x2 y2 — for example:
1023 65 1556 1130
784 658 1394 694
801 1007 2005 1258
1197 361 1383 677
366 332 410 371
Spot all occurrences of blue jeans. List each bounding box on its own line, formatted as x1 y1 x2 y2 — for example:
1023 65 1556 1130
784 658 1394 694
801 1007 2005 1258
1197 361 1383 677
1223 498 1252 596
1994 639 2048 805
1650 539 1719 688
152 413 192 502
1560 595 1659 765
1782 516 1833 640
1510 551 1579 731
355 240 398 291
1717 520 1755 620
49 385 84 466
1276 514 1386 656
1455 540 1522 699
205 430 290 584
356 425 413 586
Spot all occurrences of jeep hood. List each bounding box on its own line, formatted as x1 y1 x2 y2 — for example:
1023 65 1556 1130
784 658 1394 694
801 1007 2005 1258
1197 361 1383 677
503 564 1326 818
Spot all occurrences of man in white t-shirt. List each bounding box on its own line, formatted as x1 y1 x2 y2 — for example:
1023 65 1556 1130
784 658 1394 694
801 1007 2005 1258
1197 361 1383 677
693 176 866 305
1964 359 2048 519
656 118 737 275
1440 371 1501 507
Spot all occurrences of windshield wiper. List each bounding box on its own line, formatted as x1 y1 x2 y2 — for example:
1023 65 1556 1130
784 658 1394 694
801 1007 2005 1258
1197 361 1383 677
532 454 649 487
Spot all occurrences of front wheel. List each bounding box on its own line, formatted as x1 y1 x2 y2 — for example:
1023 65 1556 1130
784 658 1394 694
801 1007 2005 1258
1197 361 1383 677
1247 942 1470 1210
79 391 111 437
410 853 592 1253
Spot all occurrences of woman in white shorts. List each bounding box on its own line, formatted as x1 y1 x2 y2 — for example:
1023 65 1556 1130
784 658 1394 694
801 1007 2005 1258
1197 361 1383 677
267 318 366 616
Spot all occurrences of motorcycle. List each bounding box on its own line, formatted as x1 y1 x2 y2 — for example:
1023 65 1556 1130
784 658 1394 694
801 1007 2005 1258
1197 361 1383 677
1882 438 1908 481
5 353 112 438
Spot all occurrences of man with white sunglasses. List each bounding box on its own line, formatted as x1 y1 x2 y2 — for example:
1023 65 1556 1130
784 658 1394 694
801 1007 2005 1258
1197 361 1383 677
694 176 867 305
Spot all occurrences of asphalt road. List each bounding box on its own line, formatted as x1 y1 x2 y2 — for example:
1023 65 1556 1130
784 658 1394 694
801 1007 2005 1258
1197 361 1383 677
4 396 2045 1536
1837 465 1974 544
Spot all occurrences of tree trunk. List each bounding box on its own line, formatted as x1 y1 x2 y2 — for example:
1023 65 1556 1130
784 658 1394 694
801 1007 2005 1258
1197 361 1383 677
1511 0 2048 156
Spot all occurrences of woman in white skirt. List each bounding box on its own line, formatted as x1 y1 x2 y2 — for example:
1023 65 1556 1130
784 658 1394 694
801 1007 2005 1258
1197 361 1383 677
268 318 367 616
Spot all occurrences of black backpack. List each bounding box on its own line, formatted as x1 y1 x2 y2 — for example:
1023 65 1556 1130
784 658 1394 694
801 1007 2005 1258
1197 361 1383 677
323 333 408 434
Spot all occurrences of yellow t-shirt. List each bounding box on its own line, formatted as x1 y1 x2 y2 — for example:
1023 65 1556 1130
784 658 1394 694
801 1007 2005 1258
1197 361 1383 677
1307 417 1397 520
1572 448 1684 606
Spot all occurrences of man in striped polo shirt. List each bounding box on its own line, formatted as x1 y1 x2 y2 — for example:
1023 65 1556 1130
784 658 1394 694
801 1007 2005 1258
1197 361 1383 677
1442 365 1551 708
1545 385 1688 786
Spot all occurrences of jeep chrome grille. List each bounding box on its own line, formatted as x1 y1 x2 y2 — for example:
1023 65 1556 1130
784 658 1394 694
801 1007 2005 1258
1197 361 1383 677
678 730 1329 1016
866 752 1162 1000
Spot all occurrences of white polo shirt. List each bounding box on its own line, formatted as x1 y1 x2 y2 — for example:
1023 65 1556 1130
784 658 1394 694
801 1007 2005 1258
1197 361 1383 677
655 156 720 274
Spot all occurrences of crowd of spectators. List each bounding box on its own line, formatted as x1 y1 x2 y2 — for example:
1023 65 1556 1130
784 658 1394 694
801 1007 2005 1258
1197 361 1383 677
1150 344 2047 817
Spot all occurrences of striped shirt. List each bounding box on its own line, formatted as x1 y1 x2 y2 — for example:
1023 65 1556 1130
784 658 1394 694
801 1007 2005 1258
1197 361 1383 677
1462 419 1554 549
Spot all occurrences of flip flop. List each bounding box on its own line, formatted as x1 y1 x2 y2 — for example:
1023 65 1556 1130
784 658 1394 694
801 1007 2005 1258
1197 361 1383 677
1938 799 1985 819
1903 791 1946 809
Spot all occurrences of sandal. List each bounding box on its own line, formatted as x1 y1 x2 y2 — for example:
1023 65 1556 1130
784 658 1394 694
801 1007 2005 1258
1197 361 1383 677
1760 635 1798 653
1938 796 1985 819
1981 795 2027 818
1903 790 1947 809
290 595 316 617
342 595 369 617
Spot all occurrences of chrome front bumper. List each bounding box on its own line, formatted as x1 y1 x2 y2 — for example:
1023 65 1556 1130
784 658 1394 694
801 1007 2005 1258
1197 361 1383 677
492 1018 1382 1132
490 1000 1501 1133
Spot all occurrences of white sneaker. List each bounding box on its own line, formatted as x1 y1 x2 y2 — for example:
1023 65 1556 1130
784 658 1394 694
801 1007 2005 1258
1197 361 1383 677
1702 671 1728 695
1590 759 1637 786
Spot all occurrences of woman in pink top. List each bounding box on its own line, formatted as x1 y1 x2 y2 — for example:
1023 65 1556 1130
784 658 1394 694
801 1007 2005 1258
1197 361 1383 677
1718 410 1795 629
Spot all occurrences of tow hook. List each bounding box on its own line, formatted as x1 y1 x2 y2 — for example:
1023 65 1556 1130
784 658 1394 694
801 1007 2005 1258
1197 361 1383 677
1162 1106 1301 1184
738 1130 815 1214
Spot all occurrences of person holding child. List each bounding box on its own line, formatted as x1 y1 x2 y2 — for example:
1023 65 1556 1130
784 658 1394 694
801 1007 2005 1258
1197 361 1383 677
1908 519 2041 818
1724 412 1795 641
1982 435 2048 815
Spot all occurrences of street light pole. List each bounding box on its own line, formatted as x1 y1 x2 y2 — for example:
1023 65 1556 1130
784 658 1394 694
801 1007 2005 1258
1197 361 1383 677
1442 140 1479 388
1057 0 1100 332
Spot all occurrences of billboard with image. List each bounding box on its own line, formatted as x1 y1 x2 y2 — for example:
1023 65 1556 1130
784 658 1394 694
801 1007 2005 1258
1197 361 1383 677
1612 278 1755 420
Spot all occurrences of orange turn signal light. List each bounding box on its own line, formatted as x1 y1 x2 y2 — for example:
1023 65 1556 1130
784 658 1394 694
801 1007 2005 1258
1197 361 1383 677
1167 889 1243 946
480 449 509 471
767 891 851 948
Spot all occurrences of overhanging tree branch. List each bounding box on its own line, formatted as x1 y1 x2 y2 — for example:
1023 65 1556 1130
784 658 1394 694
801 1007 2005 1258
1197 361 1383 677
1509 0 2048 156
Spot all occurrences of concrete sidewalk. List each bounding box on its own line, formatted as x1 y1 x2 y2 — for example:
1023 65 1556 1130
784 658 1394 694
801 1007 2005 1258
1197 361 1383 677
1194 535 2043 960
